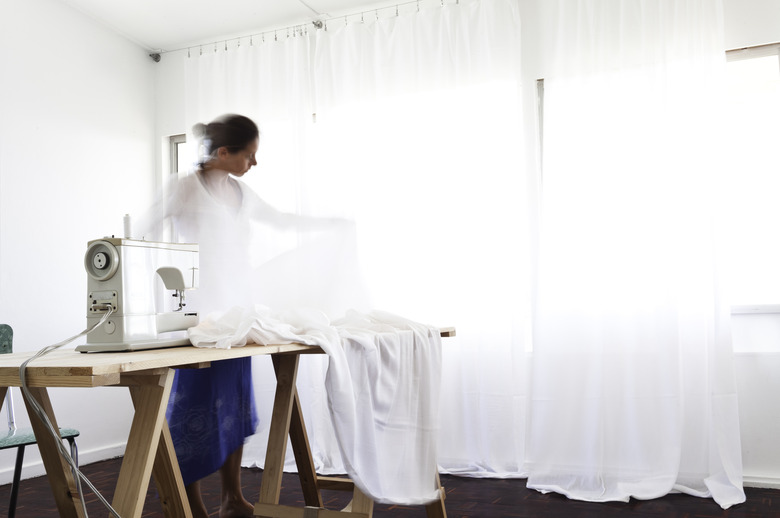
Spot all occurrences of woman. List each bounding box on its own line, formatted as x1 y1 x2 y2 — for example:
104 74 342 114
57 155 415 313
165 114 272 518
164 113 356 517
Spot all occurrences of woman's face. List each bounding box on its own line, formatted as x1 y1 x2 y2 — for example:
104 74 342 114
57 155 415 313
221 137 259 177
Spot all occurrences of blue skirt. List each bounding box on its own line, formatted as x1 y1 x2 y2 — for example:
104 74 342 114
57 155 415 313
166 357 258 486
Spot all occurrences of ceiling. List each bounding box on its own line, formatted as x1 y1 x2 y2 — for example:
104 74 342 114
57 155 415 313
57 0 395 52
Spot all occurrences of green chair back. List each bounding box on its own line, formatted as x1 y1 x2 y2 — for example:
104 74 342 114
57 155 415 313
0 324 12 355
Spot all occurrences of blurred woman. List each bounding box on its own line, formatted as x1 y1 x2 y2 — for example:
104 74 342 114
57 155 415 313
165 114 265 518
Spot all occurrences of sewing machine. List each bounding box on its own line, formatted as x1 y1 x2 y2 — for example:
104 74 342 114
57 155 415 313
76 237 199 352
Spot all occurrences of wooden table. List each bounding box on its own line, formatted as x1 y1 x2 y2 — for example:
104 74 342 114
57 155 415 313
0 329 453 518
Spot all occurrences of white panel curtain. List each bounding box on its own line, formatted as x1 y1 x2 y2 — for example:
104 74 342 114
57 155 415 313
528 0 744 509
179 0 744 509
182 0 530 481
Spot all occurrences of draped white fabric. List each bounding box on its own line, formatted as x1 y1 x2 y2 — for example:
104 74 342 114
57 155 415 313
187 306 443 504
527 0 744 509
177 0 744 510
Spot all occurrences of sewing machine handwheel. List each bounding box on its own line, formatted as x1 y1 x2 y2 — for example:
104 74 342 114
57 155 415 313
85 240 120 281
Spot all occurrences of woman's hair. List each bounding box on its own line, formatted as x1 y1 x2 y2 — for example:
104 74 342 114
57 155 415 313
193 114 259 160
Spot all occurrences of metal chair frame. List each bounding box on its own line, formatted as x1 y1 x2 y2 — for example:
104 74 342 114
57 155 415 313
1 324 80 518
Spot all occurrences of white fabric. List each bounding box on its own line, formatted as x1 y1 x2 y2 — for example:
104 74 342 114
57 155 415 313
151 170 364 318
164 172 295 314
188 306 443 505
527 0 744 510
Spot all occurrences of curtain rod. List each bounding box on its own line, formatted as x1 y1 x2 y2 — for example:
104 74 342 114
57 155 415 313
158 0 460 56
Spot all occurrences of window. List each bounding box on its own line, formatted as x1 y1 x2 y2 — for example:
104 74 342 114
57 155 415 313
164 134 190 242
722 44 780 308
169 134 189 179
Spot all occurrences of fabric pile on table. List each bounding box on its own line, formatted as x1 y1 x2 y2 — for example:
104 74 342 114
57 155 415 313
187 305 443 505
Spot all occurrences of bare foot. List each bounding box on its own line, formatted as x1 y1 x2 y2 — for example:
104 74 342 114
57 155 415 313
219 498 255 518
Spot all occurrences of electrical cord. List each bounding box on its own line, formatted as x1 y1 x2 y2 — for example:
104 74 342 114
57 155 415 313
18 306 122 518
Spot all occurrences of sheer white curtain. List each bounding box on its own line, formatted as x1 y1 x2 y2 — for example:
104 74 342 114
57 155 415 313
181 0 529 477
178 0 745 509
527 0 744 509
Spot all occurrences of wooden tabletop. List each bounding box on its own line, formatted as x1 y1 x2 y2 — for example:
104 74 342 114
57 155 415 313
0 343 320 388
0 327 455 389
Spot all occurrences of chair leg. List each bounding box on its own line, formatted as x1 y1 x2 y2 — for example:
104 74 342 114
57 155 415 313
4 439 79 518
9 445 25 518
66 437 79 481
66 437 79 466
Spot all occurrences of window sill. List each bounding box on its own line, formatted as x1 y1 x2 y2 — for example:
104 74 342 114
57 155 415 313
731 305 780 315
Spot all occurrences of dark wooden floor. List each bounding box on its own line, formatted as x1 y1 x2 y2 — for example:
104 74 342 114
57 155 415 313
1 457 779 517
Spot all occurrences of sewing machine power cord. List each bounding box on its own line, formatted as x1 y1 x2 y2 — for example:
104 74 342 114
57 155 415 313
18 305 122 518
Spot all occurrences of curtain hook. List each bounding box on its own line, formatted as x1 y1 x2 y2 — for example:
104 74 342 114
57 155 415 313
224 41 228 51
187 47 191 58
396 5 399 16
274 30 278 41
199 46 203 56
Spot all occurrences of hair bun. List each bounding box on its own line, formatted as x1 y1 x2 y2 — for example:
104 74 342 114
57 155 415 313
192 122 208 138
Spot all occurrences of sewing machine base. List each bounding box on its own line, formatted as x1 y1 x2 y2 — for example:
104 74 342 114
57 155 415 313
75 336 191 353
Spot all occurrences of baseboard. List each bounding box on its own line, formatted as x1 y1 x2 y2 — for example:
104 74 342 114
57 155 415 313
743 475 780 490
0 442 127 486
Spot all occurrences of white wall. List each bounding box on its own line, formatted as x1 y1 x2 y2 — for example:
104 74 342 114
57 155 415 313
723 0 780 49
0 0 157 484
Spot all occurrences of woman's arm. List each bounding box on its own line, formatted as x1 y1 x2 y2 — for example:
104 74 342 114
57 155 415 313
244 187 349 233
